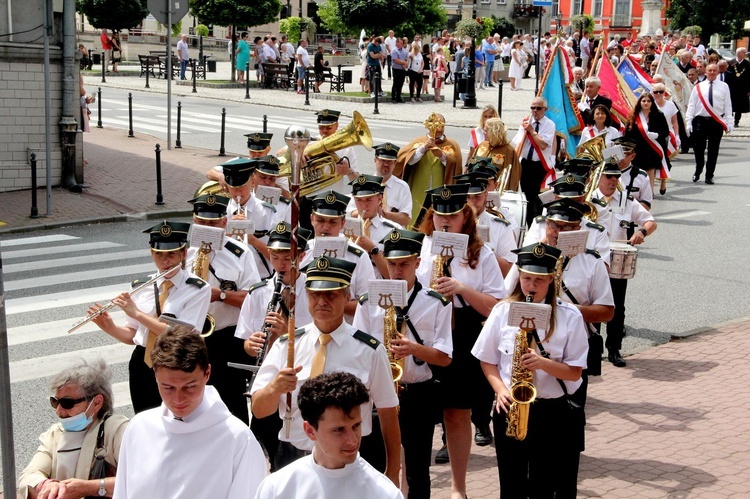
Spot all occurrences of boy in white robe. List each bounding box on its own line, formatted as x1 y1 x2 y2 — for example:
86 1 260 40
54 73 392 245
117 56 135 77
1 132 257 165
114 328 266 499
254 371 403 499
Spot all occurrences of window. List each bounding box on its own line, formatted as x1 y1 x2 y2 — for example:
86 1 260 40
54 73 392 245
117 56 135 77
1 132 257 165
593 0 603 17
571 0 582 16
497 0 507 4
551 0 559 16
481 0 490 4
612 0 631 26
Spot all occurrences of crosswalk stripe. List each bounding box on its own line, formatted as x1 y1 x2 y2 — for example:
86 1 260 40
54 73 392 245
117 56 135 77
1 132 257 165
5 263 154 292
105 117 185 135
7 311 127 346
112 381 132 408
1 234 80 247
2 241 124 260
10 343 133 383
6 283 128 315
4 249 149 274
131 115 217 133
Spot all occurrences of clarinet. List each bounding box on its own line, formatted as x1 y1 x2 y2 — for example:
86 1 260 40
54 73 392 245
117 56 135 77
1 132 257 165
247 273 285 391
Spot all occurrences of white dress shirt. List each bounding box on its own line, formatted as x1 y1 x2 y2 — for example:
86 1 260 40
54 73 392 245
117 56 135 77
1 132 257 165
597 190 656 243
515 115 555 165
227 193 278 279
619 165 654 208
476 210 518 262
685 78 733 132
300 239 375 303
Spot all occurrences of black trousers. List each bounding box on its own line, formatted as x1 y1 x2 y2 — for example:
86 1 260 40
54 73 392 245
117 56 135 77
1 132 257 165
251 411 283 470
129 346 162 414
606 277 628 351
391 68 406 101
386 54 392 78
204 325 251 425
274 440 311 470
493 397 583 499
520 158 547 228
691 116 725 180
368 64 382 94
399 380 439 499
359 411 386 472
407 69 422 99
735 111 743 126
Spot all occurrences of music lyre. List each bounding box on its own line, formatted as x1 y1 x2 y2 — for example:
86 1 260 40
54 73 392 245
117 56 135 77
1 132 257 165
519 317 537 330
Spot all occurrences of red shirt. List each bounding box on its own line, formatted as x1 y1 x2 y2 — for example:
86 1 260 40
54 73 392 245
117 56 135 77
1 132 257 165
101 32 112 50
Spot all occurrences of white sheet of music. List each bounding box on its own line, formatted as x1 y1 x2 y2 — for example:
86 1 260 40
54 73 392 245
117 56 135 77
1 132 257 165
431 232 469 259
343 217 363 238
256 185 282 205
367 279 408 308
538 188 557 205
189 225 225 251
476 224 490 244
486 191 501 211
507 302 552 331
225 219 255 240
557 229 589 258
313 236 349 259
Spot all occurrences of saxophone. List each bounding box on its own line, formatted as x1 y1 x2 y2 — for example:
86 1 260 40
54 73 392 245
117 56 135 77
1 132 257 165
191 241 216 338
380 295 404 393
430 230 453 289
505 294 538 441
247 273 285 392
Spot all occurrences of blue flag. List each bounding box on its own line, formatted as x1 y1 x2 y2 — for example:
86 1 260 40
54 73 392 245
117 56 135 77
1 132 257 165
539 46 583 158
617 56 653 99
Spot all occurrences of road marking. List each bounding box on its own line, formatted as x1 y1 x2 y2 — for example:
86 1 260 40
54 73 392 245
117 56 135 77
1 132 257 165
104 117 186 134
2 241 124 260
4 249 149 274
5 263 154 292
113 381 132 408
129 115 217 133
10 343 133 383
1 234 80 247
658 210 711 220
7 311 127 346
6 283 129 315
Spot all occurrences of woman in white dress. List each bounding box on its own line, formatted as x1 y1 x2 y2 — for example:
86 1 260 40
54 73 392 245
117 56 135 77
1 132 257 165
651 82 680 194
360 37 370 93
509 40 525 91
578 104 622 148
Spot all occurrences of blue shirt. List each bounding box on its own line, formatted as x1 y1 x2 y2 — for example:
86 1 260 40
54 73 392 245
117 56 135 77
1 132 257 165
475 50 484 68
482 40 495 63
367 42 382 66
391 47 409 70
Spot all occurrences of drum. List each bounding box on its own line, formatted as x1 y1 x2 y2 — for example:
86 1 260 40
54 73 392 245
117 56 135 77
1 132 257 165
609 242 638 279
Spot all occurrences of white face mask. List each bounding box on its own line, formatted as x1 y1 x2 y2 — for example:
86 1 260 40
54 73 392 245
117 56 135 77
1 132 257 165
59 399 94 432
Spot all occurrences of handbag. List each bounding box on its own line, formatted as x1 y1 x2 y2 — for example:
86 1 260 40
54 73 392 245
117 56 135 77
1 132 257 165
84 414 115 499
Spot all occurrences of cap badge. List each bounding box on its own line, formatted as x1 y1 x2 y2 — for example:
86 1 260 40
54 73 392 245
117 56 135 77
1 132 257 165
532 244 546 258
275 221 288 233
440 187 452 200
389 230 401 242
565 174 576 184
269 156 278 165
205 194 216 206
321 109 329 117
316 257 330 271
357 175 367 185
385 143 393 151
160 224 172 237
325 193 337 204
469 157 477 165
253 133 260 142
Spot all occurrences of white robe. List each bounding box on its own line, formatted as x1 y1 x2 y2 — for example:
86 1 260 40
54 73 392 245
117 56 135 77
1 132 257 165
114 386 266 499
253 453 403 499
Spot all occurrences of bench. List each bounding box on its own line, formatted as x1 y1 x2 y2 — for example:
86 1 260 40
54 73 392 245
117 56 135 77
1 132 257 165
262 62 292 89
138 54 162 78
318 66 346 92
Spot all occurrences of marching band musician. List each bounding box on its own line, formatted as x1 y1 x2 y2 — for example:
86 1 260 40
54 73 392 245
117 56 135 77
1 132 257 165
472 242 588 498
347 174 401 278
415 184 506 499
222 158 278 280
595 162 657 367
186 194 260 425
249 257 401 484
466 157 520 232
236 222 313 470
613 137 653 210
251 155 292 223
352 228 453 499
299 190 375 319
456 171 518 276
347 143 412 228
205 132 280 192
87 221 211 413
469 117 522 192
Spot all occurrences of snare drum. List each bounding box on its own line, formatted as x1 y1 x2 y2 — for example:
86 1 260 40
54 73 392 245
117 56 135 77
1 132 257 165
501 191 527 246
609 242 638 279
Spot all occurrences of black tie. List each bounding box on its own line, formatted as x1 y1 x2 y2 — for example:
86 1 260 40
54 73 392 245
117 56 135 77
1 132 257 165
588 98 594 108
708 81 714 106
526 121 540 161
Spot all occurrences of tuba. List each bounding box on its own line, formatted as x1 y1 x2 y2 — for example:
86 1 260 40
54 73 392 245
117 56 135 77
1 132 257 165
505 295 538 441
575 134 606 222
279 111 373 197
380 296 404 393
191 241 216 338
193 180 229 199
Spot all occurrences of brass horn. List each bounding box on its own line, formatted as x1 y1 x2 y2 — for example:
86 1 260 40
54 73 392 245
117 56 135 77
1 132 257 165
279 111 373 197
575 135 607 222
193 180 229 199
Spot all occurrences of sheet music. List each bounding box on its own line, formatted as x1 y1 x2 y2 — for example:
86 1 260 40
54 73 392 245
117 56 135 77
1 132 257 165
189 225 224 250
485 191 501 211
556 229 589 257
256 185 282 205
313 236 349 259
476 224 490 244
507 302 552 331
367 279 408 308
343 217 363 238
603 145 624 162
431 232 469 259
537 188 557 205
225 219 255 241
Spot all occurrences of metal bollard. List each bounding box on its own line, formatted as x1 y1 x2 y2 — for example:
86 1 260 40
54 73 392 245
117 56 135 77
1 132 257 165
96 87 103 128
192 59 197 93
30 153 39 218
497 79 503 117
145 58 150 88
176 101 182 148
203 55 207 80
219 108 226 156
101 51 106 83
155 144 165 205
304 70 310 106
128 92 134 137
263 114 268 133
373 72 380 115
245 62 250 99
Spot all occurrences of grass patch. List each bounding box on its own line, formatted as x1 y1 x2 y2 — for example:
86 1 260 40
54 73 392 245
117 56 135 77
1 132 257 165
338 91 389 97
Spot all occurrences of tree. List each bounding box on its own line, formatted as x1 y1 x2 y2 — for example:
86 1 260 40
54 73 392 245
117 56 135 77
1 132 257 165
189 0 282 28
77 0 149 31
335 0 446 37
318 0 358 37
393 0 447 39
490 16 516 39
279 17 317 44
665 0 750 41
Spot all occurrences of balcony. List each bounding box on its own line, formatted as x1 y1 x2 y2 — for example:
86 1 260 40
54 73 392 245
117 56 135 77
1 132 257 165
513 1 544 18
611 14 632 27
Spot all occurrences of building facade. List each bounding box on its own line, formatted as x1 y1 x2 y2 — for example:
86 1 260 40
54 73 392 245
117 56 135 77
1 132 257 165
554 0 669 41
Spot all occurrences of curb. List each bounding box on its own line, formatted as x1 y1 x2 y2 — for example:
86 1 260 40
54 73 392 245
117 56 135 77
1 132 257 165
0 209 193 235
670 316 750 340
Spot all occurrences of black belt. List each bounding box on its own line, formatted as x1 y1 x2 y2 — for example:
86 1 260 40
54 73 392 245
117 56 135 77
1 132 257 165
399 379 433 392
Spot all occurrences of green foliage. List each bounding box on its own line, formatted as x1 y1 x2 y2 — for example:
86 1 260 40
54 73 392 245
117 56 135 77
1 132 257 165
190 0 282 29
682 25 702 37
336 0 446 36
393 0 447 40
77 0 149 31
455 19 484 40
318 0 358 36
570 14 594 35
665 0 750 40
195 24 210 37
279 17 317 44
490 16 516 39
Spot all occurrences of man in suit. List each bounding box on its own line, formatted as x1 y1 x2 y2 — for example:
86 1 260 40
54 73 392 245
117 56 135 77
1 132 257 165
730 47 750 127
577 76 614 125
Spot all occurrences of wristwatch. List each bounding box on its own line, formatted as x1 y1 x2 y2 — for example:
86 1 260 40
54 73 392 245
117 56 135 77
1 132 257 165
98 478 106 496
638 228 648 237
219 290 227 301
369 247 380 256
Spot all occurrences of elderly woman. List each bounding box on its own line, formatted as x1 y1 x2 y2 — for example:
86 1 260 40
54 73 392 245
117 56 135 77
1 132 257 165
467 105 499 159
473 117 522 191
18 360 129 499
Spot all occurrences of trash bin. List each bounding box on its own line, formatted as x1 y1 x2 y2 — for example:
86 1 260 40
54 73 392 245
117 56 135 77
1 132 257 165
206 60 216 72
342 70 353 84
92 53 101 65
456 72 468 94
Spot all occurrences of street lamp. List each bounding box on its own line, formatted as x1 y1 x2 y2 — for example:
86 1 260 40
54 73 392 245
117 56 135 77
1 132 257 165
458 0 463 21
287 0 291 18
556 11 563 36
298 0 302 18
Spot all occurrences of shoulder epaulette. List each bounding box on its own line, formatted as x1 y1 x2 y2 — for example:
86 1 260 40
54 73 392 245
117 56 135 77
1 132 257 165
261 202 277 213
347 244 364 257
382 220 398 229
253 230 269 238
279 196 291 205
427 289 451 306
358 293 369 305
585 221 605 232
131 276 151 288
627 194 635 201
629 186 641 193
637 169 648 177
247 279 269 294
185 277 207 288
280 327 307 342
534 215 547 223
353 329 380 349
224 239 245 257
585 248 601 259
591 197 607 207
491 215 511 226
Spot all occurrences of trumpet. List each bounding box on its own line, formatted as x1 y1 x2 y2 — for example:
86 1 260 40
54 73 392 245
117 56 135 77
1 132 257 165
68 264 182 334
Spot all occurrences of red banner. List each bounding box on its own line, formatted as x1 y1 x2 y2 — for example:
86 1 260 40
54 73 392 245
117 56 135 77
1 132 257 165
596 55 637 124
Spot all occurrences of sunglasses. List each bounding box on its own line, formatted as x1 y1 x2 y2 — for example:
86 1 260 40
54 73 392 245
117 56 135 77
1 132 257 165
652 90 664 94
603 174 620 179
530 106 545 111
50 396 87 410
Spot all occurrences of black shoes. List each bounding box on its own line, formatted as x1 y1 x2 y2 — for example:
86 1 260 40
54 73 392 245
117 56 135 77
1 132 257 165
692 174 700 183
705 178 715 185
435 445 450 464
474 425 493 446
608 349 626 367
660 188 667 195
